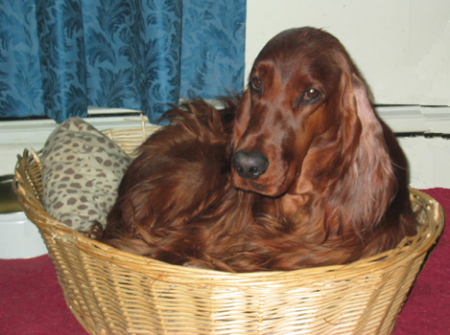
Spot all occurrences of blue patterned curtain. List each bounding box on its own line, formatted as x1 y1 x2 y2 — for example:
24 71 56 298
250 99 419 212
0 0 246 123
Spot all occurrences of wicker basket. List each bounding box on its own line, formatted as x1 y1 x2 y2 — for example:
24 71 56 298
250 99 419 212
13 125 444 335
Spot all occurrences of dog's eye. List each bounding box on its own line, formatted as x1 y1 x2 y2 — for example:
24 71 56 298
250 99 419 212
303 88 321 102
251 77 263 91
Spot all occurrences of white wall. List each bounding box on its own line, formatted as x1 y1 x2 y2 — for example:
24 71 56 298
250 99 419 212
398 136 450 189
245 0 450 106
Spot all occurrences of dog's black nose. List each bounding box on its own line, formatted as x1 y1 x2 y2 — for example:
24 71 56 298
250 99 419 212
233 151 269 179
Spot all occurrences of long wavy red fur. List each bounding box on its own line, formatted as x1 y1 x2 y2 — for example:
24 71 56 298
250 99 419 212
101 27 417 272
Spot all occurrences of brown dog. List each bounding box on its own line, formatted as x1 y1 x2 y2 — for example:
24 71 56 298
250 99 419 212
101 27 417 272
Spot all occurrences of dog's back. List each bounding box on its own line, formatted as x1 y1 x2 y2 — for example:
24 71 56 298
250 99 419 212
101 101 259 270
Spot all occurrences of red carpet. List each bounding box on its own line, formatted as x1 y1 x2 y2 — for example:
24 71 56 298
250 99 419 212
393 188 450 335
0 188 448 335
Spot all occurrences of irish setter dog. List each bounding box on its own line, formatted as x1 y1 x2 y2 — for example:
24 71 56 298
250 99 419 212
101 27 417 272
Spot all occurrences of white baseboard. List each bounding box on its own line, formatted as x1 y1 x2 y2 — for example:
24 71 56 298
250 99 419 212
376 106 450 134
1 106 450 189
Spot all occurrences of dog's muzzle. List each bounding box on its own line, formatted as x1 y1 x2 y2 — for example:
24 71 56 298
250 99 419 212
233 151 269 180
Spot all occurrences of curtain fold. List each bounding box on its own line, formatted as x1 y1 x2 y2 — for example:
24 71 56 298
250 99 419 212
180 0 246 100
36 0 88 121
0 0 245 123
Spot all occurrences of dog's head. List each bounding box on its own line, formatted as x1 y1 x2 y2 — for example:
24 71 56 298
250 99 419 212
231 27 374 197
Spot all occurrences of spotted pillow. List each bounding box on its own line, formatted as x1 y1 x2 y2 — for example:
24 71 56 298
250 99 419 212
41 117 131 232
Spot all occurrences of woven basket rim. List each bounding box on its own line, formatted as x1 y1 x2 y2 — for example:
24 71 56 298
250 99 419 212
13 144 445 285
45 201 437 279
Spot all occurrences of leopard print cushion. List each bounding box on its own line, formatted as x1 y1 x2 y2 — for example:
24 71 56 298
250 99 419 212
41 117 131 232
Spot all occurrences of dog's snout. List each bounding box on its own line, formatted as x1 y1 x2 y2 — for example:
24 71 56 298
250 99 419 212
233 151 269 179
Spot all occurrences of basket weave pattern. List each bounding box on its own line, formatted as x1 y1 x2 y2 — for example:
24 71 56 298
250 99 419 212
13 126 444 335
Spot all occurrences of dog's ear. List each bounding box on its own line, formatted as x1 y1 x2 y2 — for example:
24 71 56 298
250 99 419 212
335 73 397 231
232 89 252 151
339 73 363 163
350 74 380 135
